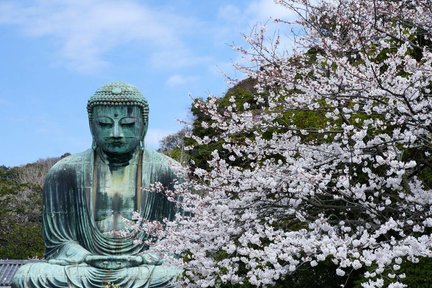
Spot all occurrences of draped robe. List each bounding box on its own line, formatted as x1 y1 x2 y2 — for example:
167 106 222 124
12 149 180 288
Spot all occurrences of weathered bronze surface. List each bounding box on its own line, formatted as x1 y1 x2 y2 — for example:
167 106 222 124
12 82 180 287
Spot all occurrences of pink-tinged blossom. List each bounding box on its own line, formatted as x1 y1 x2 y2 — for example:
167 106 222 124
125 0 432 286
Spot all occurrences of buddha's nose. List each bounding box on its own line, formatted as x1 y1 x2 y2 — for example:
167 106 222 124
111 123 124 138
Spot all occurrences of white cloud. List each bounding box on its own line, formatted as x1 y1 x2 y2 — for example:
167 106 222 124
166 74 199 87
217 4 243 23
151 49 212 71
0 0 200 73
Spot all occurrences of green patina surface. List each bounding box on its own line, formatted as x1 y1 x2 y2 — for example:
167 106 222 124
12 82 180 288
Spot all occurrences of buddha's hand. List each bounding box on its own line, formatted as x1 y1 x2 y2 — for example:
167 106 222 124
47 245 91 265
140 253 163 266
47 255 89 266
84 255 143 270
47 259 79 266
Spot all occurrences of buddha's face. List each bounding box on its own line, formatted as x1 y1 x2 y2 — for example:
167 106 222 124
91 105 145 155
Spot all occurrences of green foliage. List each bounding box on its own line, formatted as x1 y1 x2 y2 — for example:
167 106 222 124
398 258 432 287
162 148 184 163
216 259 363 288
0 170 43 259
0 157 61 259
278 260 363 288
0 223 44 259
350 257 432 288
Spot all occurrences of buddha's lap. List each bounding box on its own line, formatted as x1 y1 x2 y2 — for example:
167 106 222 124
12 261 179 288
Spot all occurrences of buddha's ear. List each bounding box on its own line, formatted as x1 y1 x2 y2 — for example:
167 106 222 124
88 116 95 138
89 122 97 150
88 107 98 146
138 105 148 144
140 121 148 150
142 119 148 137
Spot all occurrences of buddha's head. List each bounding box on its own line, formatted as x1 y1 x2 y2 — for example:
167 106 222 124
87 82 149 156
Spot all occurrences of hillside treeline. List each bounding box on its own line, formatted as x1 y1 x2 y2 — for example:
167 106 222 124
0 155 67 259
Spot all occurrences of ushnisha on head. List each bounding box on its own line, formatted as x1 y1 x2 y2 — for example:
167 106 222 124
88 82 149 156
87 81 149 126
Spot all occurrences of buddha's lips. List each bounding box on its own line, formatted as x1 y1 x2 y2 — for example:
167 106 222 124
107 140 125 145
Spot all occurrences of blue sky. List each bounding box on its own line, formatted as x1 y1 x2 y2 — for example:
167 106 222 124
0 0 295 167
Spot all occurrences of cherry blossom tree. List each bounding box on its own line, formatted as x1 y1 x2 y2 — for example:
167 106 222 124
152 1 432 287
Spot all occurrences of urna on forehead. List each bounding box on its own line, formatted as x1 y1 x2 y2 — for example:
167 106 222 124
87 81 149 122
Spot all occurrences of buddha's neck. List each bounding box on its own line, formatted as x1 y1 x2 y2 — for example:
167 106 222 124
96 148 139 170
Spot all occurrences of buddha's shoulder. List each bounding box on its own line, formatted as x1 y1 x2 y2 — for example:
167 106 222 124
143 149 179 166
143 149 185 180
48 149 93 174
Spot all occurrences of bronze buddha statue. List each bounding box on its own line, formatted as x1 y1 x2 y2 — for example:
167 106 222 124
13 82 181 287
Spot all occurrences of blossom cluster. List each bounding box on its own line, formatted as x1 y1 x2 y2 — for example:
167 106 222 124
153 1 432 287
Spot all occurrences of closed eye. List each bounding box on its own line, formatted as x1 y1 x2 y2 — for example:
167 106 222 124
95 117 113 127
98 122 112 128
120 117 136 127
